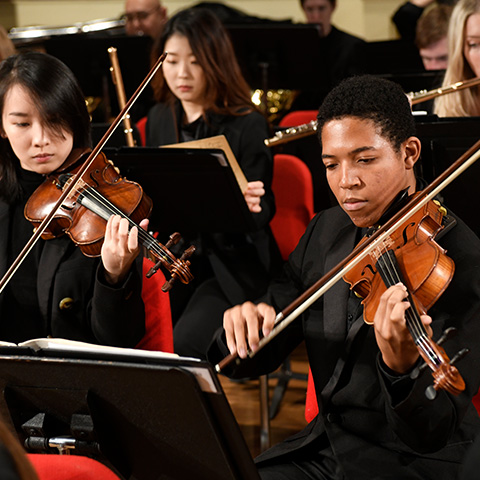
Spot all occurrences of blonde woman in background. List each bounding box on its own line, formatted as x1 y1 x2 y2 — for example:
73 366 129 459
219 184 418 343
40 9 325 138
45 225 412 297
435 0 480 116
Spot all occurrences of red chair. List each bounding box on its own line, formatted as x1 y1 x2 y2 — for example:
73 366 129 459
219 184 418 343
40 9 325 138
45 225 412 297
136 257 174 353
279 110 318 128
270 153 315 260
28 454 120 480
305 370 318 422
473 392 480 416
136 116 147 147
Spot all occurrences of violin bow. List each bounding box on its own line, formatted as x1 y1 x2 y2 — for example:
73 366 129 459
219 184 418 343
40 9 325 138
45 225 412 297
0 52 167 295
216 135 480 372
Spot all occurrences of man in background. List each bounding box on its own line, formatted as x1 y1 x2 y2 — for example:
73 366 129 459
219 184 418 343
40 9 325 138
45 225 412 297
124 0 167 40
415 4 453 71
300 0 335 36
295 0 366 109
393 0 457 41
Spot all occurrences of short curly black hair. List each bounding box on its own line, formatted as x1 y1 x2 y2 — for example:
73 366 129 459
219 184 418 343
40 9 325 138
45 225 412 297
317 75 415 152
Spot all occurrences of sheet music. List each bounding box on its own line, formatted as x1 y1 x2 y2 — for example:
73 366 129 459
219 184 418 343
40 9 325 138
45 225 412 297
9 337 219 393
162 134 249 192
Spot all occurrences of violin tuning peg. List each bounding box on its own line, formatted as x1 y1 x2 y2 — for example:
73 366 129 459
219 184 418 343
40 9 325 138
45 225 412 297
410 361 428 380
437 327 457 346
449 348 470 366
161 279 174 292
164 232 182 250
180 245 196 261
425 385 438 400
146 258 163 279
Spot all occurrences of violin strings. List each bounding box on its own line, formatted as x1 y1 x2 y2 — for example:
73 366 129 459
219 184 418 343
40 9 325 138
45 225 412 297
376 252 438 366
375 241 440 367
77 183 174 266
376 246 437 365
379 249 439 366
83 186 171 262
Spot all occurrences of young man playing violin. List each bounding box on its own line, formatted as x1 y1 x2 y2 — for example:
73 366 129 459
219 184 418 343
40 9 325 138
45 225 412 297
208 75 480 479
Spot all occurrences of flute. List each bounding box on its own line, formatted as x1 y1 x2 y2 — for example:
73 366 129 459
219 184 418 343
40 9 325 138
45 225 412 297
264 77 480 147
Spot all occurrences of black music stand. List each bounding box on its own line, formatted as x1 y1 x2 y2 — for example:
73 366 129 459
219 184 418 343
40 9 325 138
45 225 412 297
364 40 424 75
415 116 480 237
102 145 256 234
0 343 260 480
225 24 323 91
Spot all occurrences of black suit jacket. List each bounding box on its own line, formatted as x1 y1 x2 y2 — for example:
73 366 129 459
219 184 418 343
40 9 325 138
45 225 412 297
0 199 145 347
209 205 480 479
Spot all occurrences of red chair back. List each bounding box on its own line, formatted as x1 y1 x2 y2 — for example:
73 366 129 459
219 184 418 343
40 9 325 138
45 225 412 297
136 116 147 147
270 154 315 260
28 454 120 480
279 110 317 128
135 257 174 353
473 392 480 415
305 369 318 423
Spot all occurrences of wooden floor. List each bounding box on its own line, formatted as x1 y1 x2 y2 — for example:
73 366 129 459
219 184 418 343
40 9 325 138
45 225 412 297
218 342 309 458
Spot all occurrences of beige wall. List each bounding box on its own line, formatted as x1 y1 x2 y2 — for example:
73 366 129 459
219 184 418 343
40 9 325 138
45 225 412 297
1 0 405 41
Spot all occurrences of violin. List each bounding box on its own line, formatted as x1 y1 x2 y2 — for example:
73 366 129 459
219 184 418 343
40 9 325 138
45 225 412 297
24 148 194 292
343 196 464 396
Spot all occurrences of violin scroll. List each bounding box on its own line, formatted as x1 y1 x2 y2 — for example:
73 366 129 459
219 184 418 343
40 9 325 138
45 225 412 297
418 337 467 398
146 232 195 291
159 245 196 292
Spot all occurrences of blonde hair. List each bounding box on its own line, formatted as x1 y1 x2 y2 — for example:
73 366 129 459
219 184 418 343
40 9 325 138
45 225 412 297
434 0 480 116
0 26 15 63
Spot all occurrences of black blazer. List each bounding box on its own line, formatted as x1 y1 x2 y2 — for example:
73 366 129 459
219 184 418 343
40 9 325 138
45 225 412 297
0 199 145 347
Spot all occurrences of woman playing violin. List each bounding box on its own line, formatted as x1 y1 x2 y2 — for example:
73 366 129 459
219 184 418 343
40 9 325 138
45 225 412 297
0 51 147 346
209 75 480 479
145 7 281 359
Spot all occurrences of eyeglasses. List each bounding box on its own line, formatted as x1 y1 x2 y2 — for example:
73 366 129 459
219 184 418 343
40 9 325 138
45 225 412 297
122 6 159 23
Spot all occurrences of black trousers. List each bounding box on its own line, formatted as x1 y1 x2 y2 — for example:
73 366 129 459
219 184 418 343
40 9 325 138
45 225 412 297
257 434 345 480
173 277 231 360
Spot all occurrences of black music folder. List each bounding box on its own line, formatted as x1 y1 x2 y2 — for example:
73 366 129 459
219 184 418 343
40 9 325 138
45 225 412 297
0 339 260 480
103 136 256 234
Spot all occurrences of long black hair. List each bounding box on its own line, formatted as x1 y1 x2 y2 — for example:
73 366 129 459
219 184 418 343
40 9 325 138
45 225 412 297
0 51 91 201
